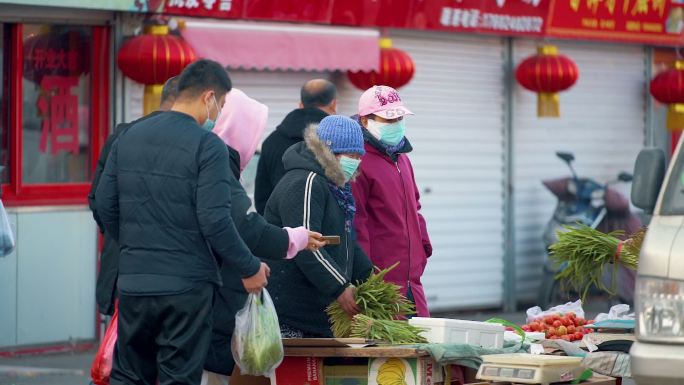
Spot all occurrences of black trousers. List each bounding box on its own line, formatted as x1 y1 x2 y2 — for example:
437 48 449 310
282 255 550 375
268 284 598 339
110 284 214 385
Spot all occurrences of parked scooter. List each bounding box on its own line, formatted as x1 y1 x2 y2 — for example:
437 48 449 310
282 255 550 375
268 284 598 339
537 152 641 309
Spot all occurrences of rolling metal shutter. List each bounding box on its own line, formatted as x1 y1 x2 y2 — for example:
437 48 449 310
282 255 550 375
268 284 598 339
512 40 647 301
338 30 507 311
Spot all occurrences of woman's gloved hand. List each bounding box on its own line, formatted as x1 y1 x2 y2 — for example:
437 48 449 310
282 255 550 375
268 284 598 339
284 227 326 259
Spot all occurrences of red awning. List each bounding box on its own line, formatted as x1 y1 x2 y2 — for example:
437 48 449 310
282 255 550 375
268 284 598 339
180 20 379 72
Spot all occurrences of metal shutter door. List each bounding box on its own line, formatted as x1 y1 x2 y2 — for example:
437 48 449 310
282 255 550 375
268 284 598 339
229 70 327 140
512 40 647 301
338 31 507 311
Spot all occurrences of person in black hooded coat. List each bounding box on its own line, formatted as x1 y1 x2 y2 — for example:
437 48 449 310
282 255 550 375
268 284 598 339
264 116 373 338
203 89 323 380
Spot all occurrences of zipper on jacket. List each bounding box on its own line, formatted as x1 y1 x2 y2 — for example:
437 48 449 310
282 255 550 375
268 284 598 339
345 230 350 279
396 161 412 292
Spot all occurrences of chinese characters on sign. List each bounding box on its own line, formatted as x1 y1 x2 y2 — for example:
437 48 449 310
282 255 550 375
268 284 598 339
38 76 80 156
32 48 79 73
166 0 231 12
440 6 545 33
547 0 684 44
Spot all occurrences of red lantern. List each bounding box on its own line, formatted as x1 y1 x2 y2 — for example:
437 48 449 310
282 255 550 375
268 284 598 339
650 60 684 131
117 25 197 114
347 38 415 91
515 45 579 118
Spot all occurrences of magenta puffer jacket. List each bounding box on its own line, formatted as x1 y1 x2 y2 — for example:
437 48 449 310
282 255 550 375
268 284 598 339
351 137 432 316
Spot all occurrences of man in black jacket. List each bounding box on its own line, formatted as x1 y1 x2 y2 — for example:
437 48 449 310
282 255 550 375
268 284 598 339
88 76 179 317
254 79 337 214
96 60 269 385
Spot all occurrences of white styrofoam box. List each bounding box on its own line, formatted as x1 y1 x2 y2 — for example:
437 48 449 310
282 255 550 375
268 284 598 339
408 317 505 348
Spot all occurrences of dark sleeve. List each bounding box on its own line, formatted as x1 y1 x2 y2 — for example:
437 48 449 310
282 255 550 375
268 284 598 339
229 175 289 260
254 144 272 215
95 141 121 242
280 175 349 299
196 134 261 279
89 125 124 233
351 240 373 285
228 146 241 180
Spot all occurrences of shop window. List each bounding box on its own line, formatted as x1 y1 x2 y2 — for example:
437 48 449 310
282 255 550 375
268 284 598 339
22 25 92 184
0 25 9 184
1 23 109 206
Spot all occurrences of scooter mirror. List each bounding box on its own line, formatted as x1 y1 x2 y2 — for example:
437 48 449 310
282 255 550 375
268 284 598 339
618 172 633 182
556 152 575 164
632 148 666 214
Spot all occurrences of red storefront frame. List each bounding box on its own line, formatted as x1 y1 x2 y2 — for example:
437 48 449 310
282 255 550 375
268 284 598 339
2 24 110 207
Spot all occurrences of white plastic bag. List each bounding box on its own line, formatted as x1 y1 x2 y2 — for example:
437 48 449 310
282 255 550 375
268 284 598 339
594 304 634 323
0 201 15 257
526 299 585 323
231 289 283 377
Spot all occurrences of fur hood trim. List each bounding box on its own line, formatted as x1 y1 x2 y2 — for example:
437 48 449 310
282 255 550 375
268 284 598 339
304 125 354 187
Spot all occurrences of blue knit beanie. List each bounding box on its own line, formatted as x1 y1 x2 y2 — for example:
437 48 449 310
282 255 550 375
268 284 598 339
316 115 366 155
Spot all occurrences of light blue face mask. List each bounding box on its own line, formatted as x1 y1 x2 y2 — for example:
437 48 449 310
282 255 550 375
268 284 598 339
202 95 220 130
379 120 406 146
339 156 361 182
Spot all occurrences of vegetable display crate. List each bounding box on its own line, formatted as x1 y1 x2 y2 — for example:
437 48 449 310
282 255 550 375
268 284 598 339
408 317 505 348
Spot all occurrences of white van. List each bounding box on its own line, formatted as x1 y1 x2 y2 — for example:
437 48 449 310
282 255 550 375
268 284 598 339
630 138 684 385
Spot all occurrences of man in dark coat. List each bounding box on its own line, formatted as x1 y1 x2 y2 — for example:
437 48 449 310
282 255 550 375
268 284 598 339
95 60 269 385
254 79 337 214
88 76 179 316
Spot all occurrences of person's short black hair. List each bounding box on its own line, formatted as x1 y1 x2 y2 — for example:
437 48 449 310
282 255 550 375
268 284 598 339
301 79 337 109
177 59 232 98
161 76 179 104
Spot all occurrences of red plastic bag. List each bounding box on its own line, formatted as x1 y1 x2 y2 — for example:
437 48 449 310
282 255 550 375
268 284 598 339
91 304 118 385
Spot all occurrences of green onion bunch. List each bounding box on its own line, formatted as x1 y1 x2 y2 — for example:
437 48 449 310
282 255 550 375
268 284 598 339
326 262 416 338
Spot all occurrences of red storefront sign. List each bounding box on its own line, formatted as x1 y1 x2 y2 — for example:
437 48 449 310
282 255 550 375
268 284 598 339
546 0 684 44
162 0 684 45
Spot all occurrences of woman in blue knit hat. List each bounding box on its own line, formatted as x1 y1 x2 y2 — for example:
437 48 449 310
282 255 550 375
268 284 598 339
264 115 373 337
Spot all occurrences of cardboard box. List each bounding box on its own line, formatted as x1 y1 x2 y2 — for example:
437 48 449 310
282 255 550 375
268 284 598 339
368 357 443 385
325 362 369 385
270 356 324 385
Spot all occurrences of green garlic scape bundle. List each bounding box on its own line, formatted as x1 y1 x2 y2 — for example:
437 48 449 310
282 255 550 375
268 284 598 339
350 314 427 344
550 225 644 301
326 262 415 338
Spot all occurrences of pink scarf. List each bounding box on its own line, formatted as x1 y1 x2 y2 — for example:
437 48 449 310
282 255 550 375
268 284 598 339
213 88 268 171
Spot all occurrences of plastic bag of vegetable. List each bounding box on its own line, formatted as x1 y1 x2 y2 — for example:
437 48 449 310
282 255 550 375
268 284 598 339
231 289 283 377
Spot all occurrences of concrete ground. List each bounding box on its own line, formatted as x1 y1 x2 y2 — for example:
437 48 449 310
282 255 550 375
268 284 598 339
0 298 635 385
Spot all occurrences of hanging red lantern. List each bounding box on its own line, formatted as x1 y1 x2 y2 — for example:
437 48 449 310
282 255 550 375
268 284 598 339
117 24 197 115
515 45 579 118
650 60 684 131
347 38 415 91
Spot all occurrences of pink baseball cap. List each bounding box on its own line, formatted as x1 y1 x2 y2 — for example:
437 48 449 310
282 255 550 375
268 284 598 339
358 85 414 120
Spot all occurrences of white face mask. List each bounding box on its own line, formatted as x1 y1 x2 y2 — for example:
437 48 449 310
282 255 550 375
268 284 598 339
365 119 385 141
365 119 406 146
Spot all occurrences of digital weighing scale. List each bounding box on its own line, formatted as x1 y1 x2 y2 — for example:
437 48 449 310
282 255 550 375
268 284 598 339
476 353 584 385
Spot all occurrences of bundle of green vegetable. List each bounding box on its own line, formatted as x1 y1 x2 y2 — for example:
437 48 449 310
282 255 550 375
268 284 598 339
326 263 415 338
350 314 428 344
549 225 644 301
231 289 283 377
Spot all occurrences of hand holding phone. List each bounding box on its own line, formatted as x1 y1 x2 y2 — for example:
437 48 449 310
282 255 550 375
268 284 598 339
321 235 341 245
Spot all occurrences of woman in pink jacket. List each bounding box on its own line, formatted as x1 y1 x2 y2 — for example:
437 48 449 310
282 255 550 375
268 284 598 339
351 85 433 317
